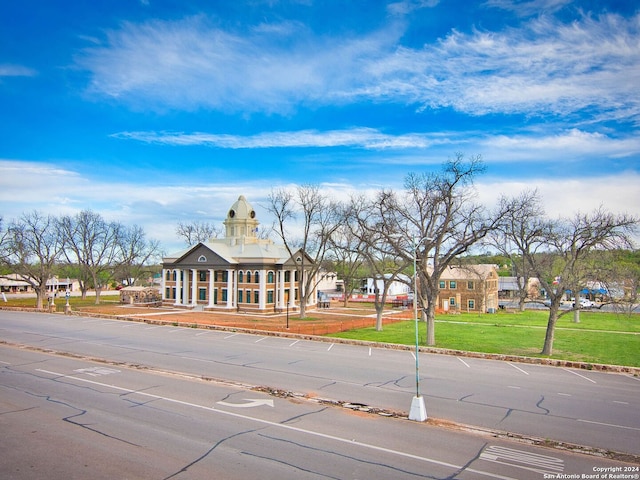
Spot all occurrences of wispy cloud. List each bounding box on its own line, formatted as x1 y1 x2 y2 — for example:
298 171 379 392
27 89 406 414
77 12 639 123
111 128 446 149
0 64 37 77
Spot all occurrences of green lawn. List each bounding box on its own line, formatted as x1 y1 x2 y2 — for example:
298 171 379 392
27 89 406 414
329 310 640 368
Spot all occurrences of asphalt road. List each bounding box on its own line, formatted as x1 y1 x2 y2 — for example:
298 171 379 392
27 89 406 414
1 310 639 477
2 344 637 480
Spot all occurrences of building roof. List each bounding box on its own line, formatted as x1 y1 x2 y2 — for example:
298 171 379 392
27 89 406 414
436 264 498 280
163 195 303 268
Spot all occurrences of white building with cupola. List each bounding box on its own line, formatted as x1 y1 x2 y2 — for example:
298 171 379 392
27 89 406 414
161 195 317 313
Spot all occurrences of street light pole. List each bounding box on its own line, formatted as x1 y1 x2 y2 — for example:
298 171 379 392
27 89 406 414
409 236 428 422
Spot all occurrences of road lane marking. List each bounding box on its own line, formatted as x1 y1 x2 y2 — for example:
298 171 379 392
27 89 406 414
480 445 563 475
217 399 274 408
327 343 334 351
224 333 239 339
34 368 518 480
507 363 529 375
561 368 596 383
289 340 300 347
255 337 267 343
577 418 640 431
457 357 470 368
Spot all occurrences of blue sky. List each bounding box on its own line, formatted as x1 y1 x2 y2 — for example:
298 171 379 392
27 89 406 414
1 0 639 253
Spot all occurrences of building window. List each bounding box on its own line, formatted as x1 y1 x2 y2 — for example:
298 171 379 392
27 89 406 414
222 271 228 282
238 271 244 283
222 289 227 301
199 271 207 282
238 290 243 303
439 280 446 289
267 290 274 303
254 290 259 303
467 281 474 290
166 271 171 280
172 271 177 281
254 271 260 283
449 297 456 306
165 287 171 299
199 288 206 301
246 290 251 303
198 255 207 263
267 271 274 283
247 271 252 283
468 299 475 309
284 271 291 282
449 281 457 289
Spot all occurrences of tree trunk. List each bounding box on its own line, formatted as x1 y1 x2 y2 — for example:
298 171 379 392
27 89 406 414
573 308 581 323
541 309 559 355
424 296 436 346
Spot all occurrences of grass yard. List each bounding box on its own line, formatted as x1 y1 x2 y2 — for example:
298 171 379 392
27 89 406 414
330 310 640 367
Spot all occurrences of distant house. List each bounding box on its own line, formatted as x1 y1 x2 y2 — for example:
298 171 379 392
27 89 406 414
498 276 542 300
0 275 79 294
362 274 411 297
436 264 499 313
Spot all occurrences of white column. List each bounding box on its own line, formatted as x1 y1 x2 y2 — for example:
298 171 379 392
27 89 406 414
161 269 166 300
226 269 234 308
259 269 266 310
278 270 285 309
207 269 215 307
191 269 198 306
174 269 182 306
182 270 189 306
289 269 296 307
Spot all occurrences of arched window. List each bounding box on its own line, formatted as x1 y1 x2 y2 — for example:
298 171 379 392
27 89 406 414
166 271 171 280
254 271 260 283
172 271 177 281
267 271 274 283
238 271 244 283
246 271 252 283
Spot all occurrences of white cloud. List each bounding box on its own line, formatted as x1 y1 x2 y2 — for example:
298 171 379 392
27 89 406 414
111 128 445 149
77 12 640 123
0 64 37 77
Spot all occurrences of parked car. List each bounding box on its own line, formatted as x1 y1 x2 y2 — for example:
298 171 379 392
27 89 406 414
572 298 594 308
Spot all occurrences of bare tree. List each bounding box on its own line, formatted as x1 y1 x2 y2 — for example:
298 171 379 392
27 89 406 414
344 194 409 330
326 203 367 307
488 190 545 311
380 154 503 346
3 211 64 309
176 221 220 246
267 185 341 318
114 224 162 287
497 192 638 355
59 210 122 304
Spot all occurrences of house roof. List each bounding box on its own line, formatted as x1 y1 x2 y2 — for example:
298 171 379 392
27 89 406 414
436 264 498 280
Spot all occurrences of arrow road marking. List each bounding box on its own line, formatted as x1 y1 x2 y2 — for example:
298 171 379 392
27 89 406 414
217 399 274 408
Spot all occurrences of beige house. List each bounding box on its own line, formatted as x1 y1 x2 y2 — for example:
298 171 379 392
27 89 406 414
161 195 317 313
436 264 499 313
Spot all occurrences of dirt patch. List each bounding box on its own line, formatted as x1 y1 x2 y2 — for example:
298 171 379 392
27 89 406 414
72 302 411 336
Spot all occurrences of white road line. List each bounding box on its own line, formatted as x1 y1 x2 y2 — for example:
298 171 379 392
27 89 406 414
508 363 529 375
457 357 470 368
224 333 239 339
255 337 267 343
507 386 521 389
327 343 335 351
480 445 563 475
613 400 629 405
34 368 519 480
557 393 571 397
195 331 212 336
368 347 372 356
289 340 300 347
577 418 640 432
561 368 596 384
